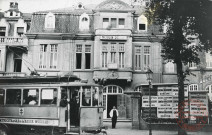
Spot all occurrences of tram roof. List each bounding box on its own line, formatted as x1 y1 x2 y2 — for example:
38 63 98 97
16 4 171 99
0 75 80 84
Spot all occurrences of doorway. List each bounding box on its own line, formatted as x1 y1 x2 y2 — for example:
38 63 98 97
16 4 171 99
107 95 117 118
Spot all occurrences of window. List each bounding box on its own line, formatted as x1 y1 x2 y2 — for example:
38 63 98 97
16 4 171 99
206 52 212 68
17 27 24 37
39 44 58 69
75 44 92 69
6 89 21 104
118 18 125 28
14 53 22 72
23 89 39 105
138 15 147 31
85 45 91 69
50 44 57 69
0 50 2 71
79 13 90 31
103 18 109 28
39 44 48 69
103 18 125 29
118 43 125 68
206 85 212 93
102 42 108 68
0 27 6 36
76 44 82 69
82 87 91 106
45 12 55 29
0 89 5 105
135 46 141 70
110 43 116 63
188 62 196 69
189 84 198 91
144 46 150 70
111 18 117 28
41 89 57 105
164 60 175 73
101 42 125 68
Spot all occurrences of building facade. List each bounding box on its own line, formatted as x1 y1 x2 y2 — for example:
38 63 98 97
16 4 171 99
0 0 212 125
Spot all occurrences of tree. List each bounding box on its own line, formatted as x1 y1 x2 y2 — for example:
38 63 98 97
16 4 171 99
145 0 212 134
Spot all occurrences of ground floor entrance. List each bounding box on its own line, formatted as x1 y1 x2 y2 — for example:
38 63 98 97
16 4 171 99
102 85 131 119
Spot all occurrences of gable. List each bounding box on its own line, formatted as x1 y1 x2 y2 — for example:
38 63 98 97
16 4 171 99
95 0 132 11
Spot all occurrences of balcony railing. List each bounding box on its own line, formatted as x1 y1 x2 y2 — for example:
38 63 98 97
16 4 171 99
0 72 26 77
0 36 26 46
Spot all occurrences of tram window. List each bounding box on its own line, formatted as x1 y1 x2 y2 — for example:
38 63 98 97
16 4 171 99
0 89 5 105
93 87 99 106
23 89 39 105
6 89 21 104
41 89 57 105
82 87 91 106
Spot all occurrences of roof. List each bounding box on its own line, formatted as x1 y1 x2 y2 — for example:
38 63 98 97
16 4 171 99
34 5 93 15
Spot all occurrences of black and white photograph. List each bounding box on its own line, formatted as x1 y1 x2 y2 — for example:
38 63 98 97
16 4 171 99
0 0 211 134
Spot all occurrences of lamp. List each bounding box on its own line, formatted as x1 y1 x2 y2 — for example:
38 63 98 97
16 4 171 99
146 68 153 83
146 67 153 135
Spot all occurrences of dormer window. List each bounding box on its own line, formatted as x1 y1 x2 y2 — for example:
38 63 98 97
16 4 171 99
138 15 147 32
45 12 55 29
79 13 89 31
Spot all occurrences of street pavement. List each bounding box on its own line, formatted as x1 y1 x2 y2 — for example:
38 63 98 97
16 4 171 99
103 122 212 135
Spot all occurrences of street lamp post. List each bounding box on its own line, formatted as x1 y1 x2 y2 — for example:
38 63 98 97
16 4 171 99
146 68 153 135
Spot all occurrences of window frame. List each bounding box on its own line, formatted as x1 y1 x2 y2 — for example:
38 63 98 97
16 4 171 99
39 44 58 70
75 44 92 70
45 12 55 29
137 15 148 32
102 18 125 29
40 88 58 106
143 46 150 71
134 46 142 70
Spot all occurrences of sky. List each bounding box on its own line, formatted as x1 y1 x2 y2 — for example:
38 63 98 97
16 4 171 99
0 0 131 13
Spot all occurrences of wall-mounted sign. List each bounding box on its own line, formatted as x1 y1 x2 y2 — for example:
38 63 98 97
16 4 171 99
100 36 127 40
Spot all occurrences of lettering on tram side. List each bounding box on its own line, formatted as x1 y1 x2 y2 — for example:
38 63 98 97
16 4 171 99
0 118 59 126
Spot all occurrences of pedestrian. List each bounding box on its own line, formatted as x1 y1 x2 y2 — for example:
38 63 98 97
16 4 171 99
109 106 119 129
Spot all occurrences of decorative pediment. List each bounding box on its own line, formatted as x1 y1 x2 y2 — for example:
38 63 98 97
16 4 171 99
96 0 132 10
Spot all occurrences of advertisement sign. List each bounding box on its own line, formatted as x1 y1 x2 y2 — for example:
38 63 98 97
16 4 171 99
0 118 59 126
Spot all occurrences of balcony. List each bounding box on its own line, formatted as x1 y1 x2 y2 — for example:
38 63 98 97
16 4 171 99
0 36 27 47
0 72 26 77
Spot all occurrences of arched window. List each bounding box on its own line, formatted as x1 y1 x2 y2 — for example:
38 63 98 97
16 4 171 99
45 12 55 29
164 60 175 73
103 85 123 94
137 15 147 32
79 13 89 31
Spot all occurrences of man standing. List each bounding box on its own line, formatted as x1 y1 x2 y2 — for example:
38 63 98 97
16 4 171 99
109 106 119 128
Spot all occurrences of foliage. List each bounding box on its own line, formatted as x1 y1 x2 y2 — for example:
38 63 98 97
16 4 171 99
146 0 212 67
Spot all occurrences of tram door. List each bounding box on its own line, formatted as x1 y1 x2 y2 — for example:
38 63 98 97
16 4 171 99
107 95 117 118
68 87 79 127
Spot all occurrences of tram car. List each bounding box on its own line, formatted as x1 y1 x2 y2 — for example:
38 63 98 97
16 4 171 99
0 75 106 135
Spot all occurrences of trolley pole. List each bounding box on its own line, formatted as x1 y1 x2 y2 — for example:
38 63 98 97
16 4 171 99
146 68 153 135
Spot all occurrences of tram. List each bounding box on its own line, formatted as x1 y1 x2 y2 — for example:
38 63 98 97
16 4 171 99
0 75 106 135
